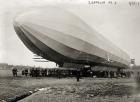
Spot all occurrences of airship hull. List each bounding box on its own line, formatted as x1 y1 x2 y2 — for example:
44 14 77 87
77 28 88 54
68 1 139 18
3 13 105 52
13 7 130 68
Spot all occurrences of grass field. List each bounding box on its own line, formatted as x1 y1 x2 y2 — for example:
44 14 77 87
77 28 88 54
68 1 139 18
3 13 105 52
0 69 139 102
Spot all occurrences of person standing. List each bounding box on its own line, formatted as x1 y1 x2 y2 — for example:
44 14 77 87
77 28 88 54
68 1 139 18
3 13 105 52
12 68 17 77
76 70 80 82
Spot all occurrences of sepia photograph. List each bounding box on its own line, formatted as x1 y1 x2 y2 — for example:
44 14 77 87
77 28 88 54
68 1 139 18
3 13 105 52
0 0 140 102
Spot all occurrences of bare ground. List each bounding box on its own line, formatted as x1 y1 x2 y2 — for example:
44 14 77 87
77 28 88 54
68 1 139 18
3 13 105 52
0 70 139 102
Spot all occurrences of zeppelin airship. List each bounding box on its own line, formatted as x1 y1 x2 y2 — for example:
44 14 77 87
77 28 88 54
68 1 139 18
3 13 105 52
13 7 130 68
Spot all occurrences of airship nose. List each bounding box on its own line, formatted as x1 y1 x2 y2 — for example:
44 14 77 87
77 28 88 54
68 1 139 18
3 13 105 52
13 13 27 27
13 12 35 38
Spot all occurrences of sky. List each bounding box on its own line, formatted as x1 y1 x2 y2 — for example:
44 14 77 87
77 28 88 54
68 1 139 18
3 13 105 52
0 0 140 67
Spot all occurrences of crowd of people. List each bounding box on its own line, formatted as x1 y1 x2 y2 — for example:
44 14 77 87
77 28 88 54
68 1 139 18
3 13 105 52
12 67 133 79
21 68 79 78
12 67 81 81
